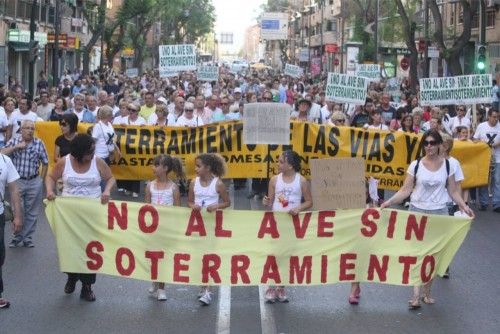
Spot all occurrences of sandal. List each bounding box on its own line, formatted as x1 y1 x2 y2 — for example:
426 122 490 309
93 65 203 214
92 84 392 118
0 298 11 309
421 296 435 304
348 295 359 305
408 297 421 310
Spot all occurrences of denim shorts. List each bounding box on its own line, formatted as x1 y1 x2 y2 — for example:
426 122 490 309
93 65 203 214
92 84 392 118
408 204 449 216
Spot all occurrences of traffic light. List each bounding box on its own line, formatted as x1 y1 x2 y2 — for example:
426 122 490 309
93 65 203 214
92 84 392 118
29 40 39 62
476 45 486 73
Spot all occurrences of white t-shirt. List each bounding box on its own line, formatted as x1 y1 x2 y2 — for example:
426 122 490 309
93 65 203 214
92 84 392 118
408 159 454 210
0 154 20 214
0 109 9 143
124 116 146 126
92 121 116 159
272 173 302 212
175 115 204 127
473 121 500 161
450 116 471 133
9 110 40 139
367 123 389 131
113 115 129 126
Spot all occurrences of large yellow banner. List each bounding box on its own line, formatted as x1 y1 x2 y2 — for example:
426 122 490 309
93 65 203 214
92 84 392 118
36 121 490 190
45 198 472 286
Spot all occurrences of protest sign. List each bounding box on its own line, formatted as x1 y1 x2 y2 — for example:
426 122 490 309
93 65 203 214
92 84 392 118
125 68 139 78
159 44 197 72
311 158 366 210
243 103 291 145
355 64 381 82
325 73 368 105
197 65 219 82
46 198 472 286
284 63 303 78
36 122 490 190
419 74 492 106
159 69 178 78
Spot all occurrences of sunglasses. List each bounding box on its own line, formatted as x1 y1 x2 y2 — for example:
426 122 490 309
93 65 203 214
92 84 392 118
334 119 345 123
129 108 138 112
262 97 272 101
424 140 438 146
220 103 228 105
59 121 68 126
185 109 194 112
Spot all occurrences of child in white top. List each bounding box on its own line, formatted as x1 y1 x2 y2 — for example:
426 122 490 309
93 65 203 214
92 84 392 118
262 150 312 303
145 154 184 301
187 153 231 305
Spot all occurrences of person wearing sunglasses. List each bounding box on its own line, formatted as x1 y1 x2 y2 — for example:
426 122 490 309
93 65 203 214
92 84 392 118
381 129 474 309
175 102 204 127
54 113 79 163
450 105 471 137
327 111 347 127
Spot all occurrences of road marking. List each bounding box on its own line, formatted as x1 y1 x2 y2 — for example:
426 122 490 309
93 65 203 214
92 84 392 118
216 286 231 334
259 285 277 334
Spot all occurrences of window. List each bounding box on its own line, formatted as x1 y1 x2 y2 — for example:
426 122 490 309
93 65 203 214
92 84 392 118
326 20 337 32
486 10 495 28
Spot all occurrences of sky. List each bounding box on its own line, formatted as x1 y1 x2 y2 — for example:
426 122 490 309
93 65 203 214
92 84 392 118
212 0 266 56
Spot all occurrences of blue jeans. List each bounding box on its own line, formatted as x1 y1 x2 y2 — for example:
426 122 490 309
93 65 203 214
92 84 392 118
478 162 500 209
14 178 44 242
408 204 449 216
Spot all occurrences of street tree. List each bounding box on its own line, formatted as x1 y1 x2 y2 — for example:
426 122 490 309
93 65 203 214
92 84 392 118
81 0 107 75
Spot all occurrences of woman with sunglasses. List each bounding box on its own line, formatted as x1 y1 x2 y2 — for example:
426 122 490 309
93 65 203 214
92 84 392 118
381 129 474 309
54 113 79 163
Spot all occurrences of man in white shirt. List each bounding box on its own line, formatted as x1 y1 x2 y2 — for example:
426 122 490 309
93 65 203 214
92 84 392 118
473 109 500 212
175 102 204 127
9 98 39 140
36 91 54 121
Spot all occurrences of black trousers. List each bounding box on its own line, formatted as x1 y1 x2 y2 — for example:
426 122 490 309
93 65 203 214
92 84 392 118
66 272 96 285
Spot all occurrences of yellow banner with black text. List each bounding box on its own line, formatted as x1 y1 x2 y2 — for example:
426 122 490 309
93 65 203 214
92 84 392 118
35 121 490 190
45 198 472 286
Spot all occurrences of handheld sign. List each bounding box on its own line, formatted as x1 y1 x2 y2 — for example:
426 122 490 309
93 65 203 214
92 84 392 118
243 103 291 145
159 69 178 78
159 44 197 72
311 158 366 210
356 64 381 82
419 74 492 106
325 73 368 105
197 65 219 82
284 63 303 78
125 68 139 78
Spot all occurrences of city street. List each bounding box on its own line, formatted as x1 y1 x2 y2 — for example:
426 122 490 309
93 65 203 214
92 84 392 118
1 184 499 334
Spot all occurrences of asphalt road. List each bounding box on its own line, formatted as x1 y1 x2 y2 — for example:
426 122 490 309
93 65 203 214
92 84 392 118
1 182 499 334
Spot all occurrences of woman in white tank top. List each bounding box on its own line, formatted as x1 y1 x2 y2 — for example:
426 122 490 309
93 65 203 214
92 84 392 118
45 134 115 302
144 154 184 301
187 153 231 305
262 150 312 303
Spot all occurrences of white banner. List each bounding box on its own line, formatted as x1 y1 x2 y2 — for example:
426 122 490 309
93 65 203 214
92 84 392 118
325 73 368 105
243 103 291 145
125 68 138 78
284 63 303 78
260 13 289 40
159 44 197 72
419 74 492 106
197 65 219 82
355 64 381 82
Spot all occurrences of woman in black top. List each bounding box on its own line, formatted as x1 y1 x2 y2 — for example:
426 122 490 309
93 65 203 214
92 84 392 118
54 113 79 162
49 97 67 122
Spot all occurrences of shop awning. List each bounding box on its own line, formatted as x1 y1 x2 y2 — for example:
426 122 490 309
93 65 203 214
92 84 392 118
9 42 30 52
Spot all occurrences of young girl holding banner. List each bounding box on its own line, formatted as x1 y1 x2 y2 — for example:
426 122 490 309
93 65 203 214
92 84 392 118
187 153 231 305
145 154 184 301
262 150 312 303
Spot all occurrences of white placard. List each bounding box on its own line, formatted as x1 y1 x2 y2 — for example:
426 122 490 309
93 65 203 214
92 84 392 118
260 12 289 40
419 74 492 106
197 65 219 81
159 69 178 78
284 63 303 78
243 103 291 145
125 68 138 78
159 44 197 72
325 73 368 105
355 64 380 82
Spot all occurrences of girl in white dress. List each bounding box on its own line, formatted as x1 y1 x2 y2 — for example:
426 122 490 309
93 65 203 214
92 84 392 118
262 150 312 303
187 153 231 305
145 154 184 301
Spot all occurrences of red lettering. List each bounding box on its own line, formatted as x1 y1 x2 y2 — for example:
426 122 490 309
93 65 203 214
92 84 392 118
230 255 250 284
386 210 397 239
116 247 135 276
289 256 312 284
138 205 159 233
367 255 389 282
108 202 127 230
399 256 417 284
360 208 379 237
145 251 164 280
339 253 357 281
291 212 312 238
317 211 335 237
405 214 427 241
215 210 232 237
257 212 280 238
86 241 104 270
173 253 191 283
260 255 282 284
420 255 435 283
320 255 328 283
202 254 221 284
185 210 207 236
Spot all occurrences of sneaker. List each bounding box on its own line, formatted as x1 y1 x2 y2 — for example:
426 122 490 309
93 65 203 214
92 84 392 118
264 287 277 303
64 278 77 294
8 239 21 248
276 287 289 303
0 298 10 309
198 290 212 305
23 240 34 248
404 201 410 208
443 267 450 279
148 282 159 295
157 289 167 301
80 285 96 302
132 192 139 198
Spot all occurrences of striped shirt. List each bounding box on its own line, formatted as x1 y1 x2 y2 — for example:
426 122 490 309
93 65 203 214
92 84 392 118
4 137 49 178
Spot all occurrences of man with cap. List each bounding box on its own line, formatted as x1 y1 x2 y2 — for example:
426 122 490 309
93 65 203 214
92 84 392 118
232 87 243 108
291 98 317 123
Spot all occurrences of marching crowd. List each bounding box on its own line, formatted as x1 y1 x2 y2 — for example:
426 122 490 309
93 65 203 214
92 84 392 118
0 67 498 310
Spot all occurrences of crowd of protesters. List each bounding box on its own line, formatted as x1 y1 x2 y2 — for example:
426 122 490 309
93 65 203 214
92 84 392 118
0 65 498 309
